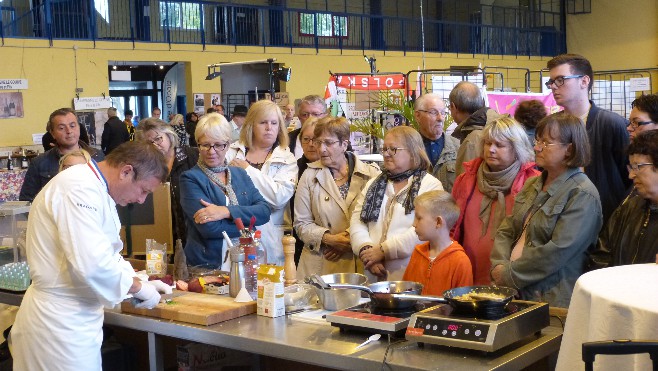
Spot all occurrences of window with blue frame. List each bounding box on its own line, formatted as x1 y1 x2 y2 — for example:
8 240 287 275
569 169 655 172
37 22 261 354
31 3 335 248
94 0 109 22
159 1 201 30
299 12 347 37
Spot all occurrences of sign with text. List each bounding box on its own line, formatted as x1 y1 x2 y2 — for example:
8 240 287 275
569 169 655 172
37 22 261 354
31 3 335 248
0 79 28 90
629 77 650 92
73 97 112 110
332 74 406 91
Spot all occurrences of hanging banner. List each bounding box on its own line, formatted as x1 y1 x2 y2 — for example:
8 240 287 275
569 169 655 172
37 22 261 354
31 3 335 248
162 67 178 120
331 74 406 91
486 91 562 116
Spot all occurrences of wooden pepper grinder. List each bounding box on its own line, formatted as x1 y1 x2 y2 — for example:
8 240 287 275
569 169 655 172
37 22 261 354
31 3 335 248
282 232 297 286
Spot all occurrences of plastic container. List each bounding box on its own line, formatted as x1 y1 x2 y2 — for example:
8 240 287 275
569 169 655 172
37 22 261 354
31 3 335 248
254 230 267 265
244 254 259 300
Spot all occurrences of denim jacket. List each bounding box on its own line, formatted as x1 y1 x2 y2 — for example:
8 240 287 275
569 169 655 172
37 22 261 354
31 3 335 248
490 167 603 308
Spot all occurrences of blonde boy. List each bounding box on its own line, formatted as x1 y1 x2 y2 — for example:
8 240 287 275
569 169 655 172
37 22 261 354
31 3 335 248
403 190 473 295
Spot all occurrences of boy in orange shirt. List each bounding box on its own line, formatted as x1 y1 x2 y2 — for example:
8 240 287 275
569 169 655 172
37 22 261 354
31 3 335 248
403 190 473 295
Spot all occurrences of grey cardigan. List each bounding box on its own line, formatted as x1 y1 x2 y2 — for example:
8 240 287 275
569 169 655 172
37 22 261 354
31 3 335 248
490 167 603 308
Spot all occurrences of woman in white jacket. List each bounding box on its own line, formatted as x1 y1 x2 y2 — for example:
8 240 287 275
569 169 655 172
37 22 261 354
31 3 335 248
226 100 298 265
351 126 443 282
294 117 380 280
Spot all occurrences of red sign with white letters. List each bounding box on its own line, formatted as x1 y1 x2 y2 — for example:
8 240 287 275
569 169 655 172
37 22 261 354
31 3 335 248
332 74 406 91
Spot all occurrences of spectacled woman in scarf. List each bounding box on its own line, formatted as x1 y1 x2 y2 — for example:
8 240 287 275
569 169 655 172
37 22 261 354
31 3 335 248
452 117 539 285
350 126 443 281
179 113 270 269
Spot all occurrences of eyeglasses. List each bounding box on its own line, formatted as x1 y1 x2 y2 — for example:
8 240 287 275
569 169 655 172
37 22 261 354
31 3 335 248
381 146 406 156
299 111 325 118
627 120 656 130
533 139 565 150
544 75 584 89
198 142 229 152
300 136 314 144
417 109 449 117
627 163 654 173
150 136 164 145
312 139 341 147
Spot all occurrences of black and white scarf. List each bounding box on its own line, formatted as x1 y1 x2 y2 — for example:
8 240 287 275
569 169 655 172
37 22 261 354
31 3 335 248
359 168 425 223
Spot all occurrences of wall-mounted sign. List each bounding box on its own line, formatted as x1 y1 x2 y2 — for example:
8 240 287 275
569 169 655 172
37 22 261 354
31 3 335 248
73 97 112 110
629 77 650 92
0 79 28 90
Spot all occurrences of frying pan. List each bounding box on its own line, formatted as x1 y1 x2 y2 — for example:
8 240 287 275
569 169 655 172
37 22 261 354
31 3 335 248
310 276 516 315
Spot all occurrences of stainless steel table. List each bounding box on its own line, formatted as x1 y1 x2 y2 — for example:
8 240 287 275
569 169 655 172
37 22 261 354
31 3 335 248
0 291 562 370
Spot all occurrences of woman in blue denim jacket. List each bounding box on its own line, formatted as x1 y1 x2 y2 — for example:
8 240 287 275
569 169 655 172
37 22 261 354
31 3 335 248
490 112 603 308
179 113 270 268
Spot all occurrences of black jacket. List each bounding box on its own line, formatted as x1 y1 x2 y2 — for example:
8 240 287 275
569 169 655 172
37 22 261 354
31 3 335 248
170 146 200 245
101 116 129 155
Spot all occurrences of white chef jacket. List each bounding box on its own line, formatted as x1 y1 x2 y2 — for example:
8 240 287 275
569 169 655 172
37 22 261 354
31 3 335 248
10 161 136 371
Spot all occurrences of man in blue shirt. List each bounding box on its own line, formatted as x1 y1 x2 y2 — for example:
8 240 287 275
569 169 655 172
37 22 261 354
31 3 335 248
413 93 459 191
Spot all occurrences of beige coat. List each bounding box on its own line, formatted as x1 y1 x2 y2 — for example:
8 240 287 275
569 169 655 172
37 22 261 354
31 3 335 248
294 156 380 280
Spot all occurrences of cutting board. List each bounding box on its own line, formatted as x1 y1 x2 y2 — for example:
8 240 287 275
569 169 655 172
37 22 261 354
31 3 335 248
121 292 256 326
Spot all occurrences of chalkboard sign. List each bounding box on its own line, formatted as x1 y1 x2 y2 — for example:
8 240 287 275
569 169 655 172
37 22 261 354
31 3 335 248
75 111 97 145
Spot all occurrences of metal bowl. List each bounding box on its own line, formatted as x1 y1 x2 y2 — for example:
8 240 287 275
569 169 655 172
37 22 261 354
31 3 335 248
313 273 367 310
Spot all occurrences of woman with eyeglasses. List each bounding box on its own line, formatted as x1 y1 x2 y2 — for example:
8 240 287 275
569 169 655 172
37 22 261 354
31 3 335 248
294 117 380 279
136 118 199 246
490 112 603 308
452 117 540 285
179 113 270 268
595 130 658 267
350 126 443 281
226 100 298 266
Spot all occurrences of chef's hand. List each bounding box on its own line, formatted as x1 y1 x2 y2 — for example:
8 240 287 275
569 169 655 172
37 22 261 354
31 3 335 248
194 199 230 224
229 158 249 169
490 265 505 285
149 279 173 295
133 281 162 309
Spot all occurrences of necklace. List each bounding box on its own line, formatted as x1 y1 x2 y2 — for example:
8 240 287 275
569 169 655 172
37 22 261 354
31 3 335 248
331 168 347 182
631 206 652 264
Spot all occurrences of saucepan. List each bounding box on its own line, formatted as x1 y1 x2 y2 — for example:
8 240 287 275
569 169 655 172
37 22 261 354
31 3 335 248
310 276 517 315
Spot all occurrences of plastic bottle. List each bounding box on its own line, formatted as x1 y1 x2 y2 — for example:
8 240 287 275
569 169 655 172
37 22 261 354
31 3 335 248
254 230 267 265
244 253 259 300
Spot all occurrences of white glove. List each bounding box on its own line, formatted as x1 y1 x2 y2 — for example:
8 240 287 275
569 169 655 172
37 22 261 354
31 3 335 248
148 279 173 295
133 281 162 309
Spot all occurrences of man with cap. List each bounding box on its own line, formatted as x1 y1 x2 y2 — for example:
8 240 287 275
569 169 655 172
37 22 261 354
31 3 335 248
229 105 249 142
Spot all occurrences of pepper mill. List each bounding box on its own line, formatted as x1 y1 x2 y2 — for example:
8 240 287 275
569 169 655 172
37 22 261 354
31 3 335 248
282 232 297 286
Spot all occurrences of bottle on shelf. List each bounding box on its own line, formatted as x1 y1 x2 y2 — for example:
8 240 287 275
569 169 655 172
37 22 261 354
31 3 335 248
7 152 13 171
254 230 267 265
244 253 259 300
20 149 29 169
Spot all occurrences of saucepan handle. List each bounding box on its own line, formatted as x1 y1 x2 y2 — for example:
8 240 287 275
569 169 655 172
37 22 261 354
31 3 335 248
392 294 447 303
325 283 374 295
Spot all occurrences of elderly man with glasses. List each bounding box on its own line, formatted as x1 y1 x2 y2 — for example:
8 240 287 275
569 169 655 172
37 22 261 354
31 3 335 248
448 81 506 177
627 94 658 142
288 94 328 159
546 54 631 224
413 93 460 191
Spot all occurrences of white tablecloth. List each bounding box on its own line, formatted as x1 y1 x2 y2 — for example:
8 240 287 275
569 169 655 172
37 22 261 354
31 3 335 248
556 264 658 370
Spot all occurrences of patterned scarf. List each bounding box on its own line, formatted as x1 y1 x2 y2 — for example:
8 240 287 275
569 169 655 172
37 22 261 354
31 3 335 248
476 160 520 236
197 159 239 206
360 168 426 223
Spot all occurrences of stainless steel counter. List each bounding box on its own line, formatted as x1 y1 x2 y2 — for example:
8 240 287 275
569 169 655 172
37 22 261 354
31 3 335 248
0 290 562 370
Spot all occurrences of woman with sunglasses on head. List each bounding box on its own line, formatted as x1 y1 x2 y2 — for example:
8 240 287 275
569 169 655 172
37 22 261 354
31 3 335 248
294 117 380 279
350 126 443 282
179 113 270 268
490 112 603 308
226 100 298 266
136 118 199 246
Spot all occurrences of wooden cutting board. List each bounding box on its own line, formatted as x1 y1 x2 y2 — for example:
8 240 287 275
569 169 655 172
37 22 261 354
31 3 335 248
121 292 256 326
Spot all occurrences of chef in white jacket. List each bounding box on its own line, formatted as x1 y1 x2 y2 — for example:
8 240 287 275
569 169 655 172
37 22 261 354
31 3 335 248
10 142 170 371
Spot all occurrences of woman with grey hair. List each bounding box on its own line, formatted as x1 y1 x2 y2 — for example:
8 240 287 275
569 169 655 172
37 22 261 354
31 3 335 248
179 113 270 268
136 118 199 245
294 117 380 279
452 117 540 285
169 113 189 146
350 126 443 281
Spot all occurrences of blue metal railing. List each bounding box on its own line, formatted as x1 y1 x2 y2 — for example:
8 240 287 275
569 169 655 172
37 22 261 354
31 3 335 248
0 0 565 57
